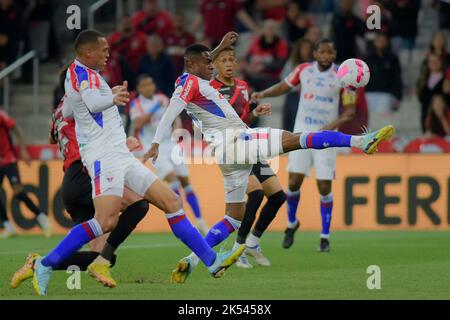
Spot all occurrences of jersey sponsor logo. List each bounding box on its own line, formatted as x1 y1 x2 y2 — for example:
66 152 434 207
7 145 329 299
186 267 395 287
304 116 328 127
181 79 193 100
303 93 334 104
304 93 314 100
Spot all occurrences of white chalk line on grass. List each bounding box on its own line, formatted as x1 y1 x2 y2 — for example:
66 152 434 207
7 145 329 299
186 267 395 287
0 243 179 256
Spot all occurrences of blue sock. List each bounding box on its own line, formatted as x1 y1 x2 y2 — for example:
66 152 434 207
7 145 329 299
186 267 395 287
166 209 216 266
320 193 333 237
300 131 352 149
286 188 300 225
170 181 181 196
42 218 103 268
205 216 241 248
184 185 202 219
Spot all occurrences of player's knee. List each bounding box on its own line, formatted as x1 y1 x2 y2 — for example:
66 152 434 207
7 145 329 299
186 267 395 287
318 183 332 196
288 176 302 191
162 192 182 213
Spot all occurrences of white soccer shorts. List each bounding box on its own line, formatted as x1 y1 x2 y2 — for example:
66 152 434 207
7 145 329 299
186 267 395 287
287 148 337 180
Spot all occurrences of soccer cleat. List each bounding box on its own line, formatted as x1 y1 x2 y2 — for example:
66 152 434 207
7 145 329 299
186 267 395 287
11 253 40 289
195 219 209 235
37 213 52 238
235 251 253 269
282 221 300 249
171 256 194 284
318 238 330 252
207 244 246 278
87 261 117 288
32 256 53 296
361 125 395 154
246 245 271 267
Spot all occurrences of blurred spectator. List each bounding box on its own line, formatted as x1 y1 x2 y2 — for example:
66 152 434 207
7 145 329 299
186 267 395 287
107 16 147 89
426 31 450 69
164 14 195 76
132 0 173 38
417 54 446 132
138 35 176 97
330 0 365 62
0 0 22 69
255 0 289 21
365 33 403 127
282 1 311 44
26 0 52 61
304 25 323 44
280 38 313 131
388 0 420 55
243 20 289 91
189 0 258 47
424 94 450 137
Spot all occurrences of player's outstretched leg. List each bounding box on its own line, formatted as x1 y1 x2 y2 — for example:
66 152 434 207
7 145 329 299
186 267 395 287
282 125 395 154
143 179 245 283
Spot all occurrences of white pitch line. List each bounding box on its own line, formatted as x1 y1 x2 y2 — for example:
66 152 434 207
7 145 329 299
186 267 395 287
0 243 179 256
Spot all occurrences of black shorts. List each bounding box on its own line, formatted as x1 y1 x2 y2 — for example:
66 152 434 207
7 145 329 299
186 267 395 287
0 162 21 186
250 161 275 183
61 160 95 225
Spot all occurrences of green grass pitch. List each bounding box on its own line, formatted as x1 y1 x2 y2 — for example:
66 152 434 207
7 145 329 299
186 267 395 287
1 231 449 300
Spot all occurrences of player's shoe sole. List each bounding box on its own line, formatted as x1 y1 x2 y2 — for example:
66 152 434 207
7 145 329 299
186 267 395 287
11 253 40 289
87 262 117 288
363 125 395 154
211 244 246 278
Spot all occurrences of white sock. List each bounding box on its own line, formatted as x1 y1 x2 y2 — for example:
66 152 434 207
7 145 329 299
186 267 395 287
187 252 200 267
36 213 48 225
245 233 260 248
3 221 16 233
350 135 364 148
287 220 299 229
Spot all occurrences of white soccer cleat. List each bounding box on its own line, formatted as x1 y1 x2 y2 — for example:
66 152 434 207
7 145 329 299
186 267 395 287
235 251 253 269
36 213 52 238
246 245 271 267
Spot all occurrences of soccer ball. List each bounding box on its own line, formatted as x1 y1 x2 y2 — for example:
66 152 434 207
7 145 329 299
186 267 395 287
337 58 370 90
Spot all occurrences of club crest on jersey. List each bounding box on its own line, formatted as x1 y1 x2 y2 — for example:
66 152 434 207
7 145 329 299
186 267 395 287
80 80 89 90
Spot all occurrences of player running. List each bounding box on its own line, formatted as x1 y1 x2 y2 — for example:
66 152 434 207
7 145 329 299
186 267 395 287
144 32 394 284
252 39 355 252
130 75 208 234
0 110 51 238
10 65 150 289
210 46 286 268
25 29 244 296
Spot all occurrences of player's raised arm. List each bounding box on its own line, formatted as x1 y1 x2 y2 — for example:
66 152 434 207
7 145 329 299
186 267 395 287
211 32 239 61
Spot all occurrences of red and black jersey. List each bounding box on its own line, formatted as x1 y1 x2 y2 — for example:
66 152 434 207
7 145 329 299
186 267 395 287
0 109 17 167
50 98 81 171
210 77 253 125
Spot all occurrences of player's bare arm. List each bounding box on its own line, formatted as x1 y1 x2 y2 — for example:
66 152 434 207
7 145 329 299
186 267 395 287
251 81 293 102
211 32 239 61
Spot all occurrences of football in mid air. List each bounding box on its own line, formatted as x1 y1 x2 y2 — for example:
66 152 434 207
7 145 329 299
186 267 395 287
337 58 370 89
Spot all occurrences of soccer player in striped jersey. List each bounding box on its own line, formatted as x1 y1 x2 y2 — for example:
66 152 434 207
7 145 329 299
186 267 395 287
130 75 208 234
252 39 357 252
10 64 150 289
144 32 394 283
210 46 286 268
